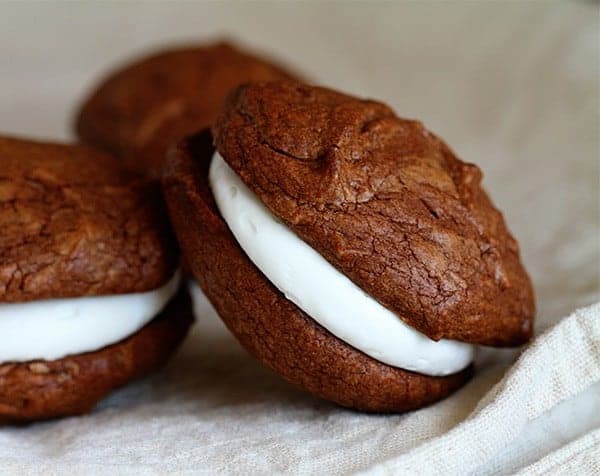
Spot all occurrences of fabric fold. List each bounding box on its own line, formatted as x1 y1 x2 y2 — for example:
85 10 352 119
364 303 600 475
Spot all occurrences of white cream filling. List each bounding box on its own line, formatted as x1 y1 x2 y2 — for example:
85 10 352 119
0 270 181 363
209 152 474 376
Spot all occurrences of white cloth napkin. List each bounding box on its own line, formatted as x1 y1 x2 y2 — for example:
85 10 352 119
0 2 597 474
367 303 600 475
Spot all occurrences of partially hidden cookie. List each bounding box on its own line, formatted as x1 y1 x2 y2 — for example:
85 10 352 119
163 81 535 412
0 136 192 422
75 41 298 178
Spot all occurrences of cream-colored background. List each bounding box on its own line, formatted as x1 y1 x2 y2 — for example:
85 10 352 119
0 2 598 475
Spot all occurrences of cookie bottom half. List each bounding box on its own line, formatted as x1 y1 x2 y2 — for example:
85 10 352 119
0 289 192 423
163 132 472 413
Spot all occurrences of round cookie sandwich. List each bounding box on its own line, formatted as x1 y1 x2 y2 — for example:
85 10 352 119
0 136 192 422
163 81 535 413
75 41 298 178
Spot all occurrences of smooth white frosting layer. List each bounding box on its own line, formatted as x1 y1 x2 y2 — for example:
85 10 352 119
0 271 181 363
209 152 474 376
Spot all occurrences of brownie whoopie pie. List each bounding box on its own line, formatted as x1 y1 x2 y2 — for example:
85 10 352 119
75 41 298 178
0 136 192 422
163 81 535 412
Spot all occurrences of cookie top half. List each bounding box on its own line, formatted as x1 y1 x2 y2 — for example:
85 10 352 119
0 136 177 303
75 41 298 177
212 81 535 346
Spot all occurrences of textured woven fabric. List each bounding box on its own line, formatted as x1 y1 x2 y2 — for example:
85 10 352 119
515 428 600 476
0 2 597 474
366 303 600 475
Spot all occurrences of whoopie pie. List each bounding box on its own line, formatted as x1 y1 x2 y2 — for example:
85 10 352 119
75 41 298 178
0 136 192 422
162 81 534 412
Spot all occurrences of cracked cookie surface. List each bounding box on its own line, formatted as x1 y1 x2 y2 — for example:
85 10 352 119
0 136 177 303
213 81 535 346
75 41 298 177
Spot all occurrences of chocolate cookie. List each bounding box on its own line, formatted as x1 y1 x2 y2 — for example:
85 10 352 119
212 81 535 347
163 131 472 413
0 136 192 422
0 137 177 302
75 41 298 178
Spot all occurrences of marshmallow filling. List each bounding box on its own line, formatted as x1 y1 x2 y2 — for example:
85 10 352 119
209 152 475 377
0 270 181 363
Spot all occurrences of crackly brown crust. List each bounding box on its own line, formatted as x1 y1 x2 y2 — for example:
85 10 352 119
0 288 192 423
75 41 298 178
213 81 535 347
0 136 178 303
163 132 471 412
